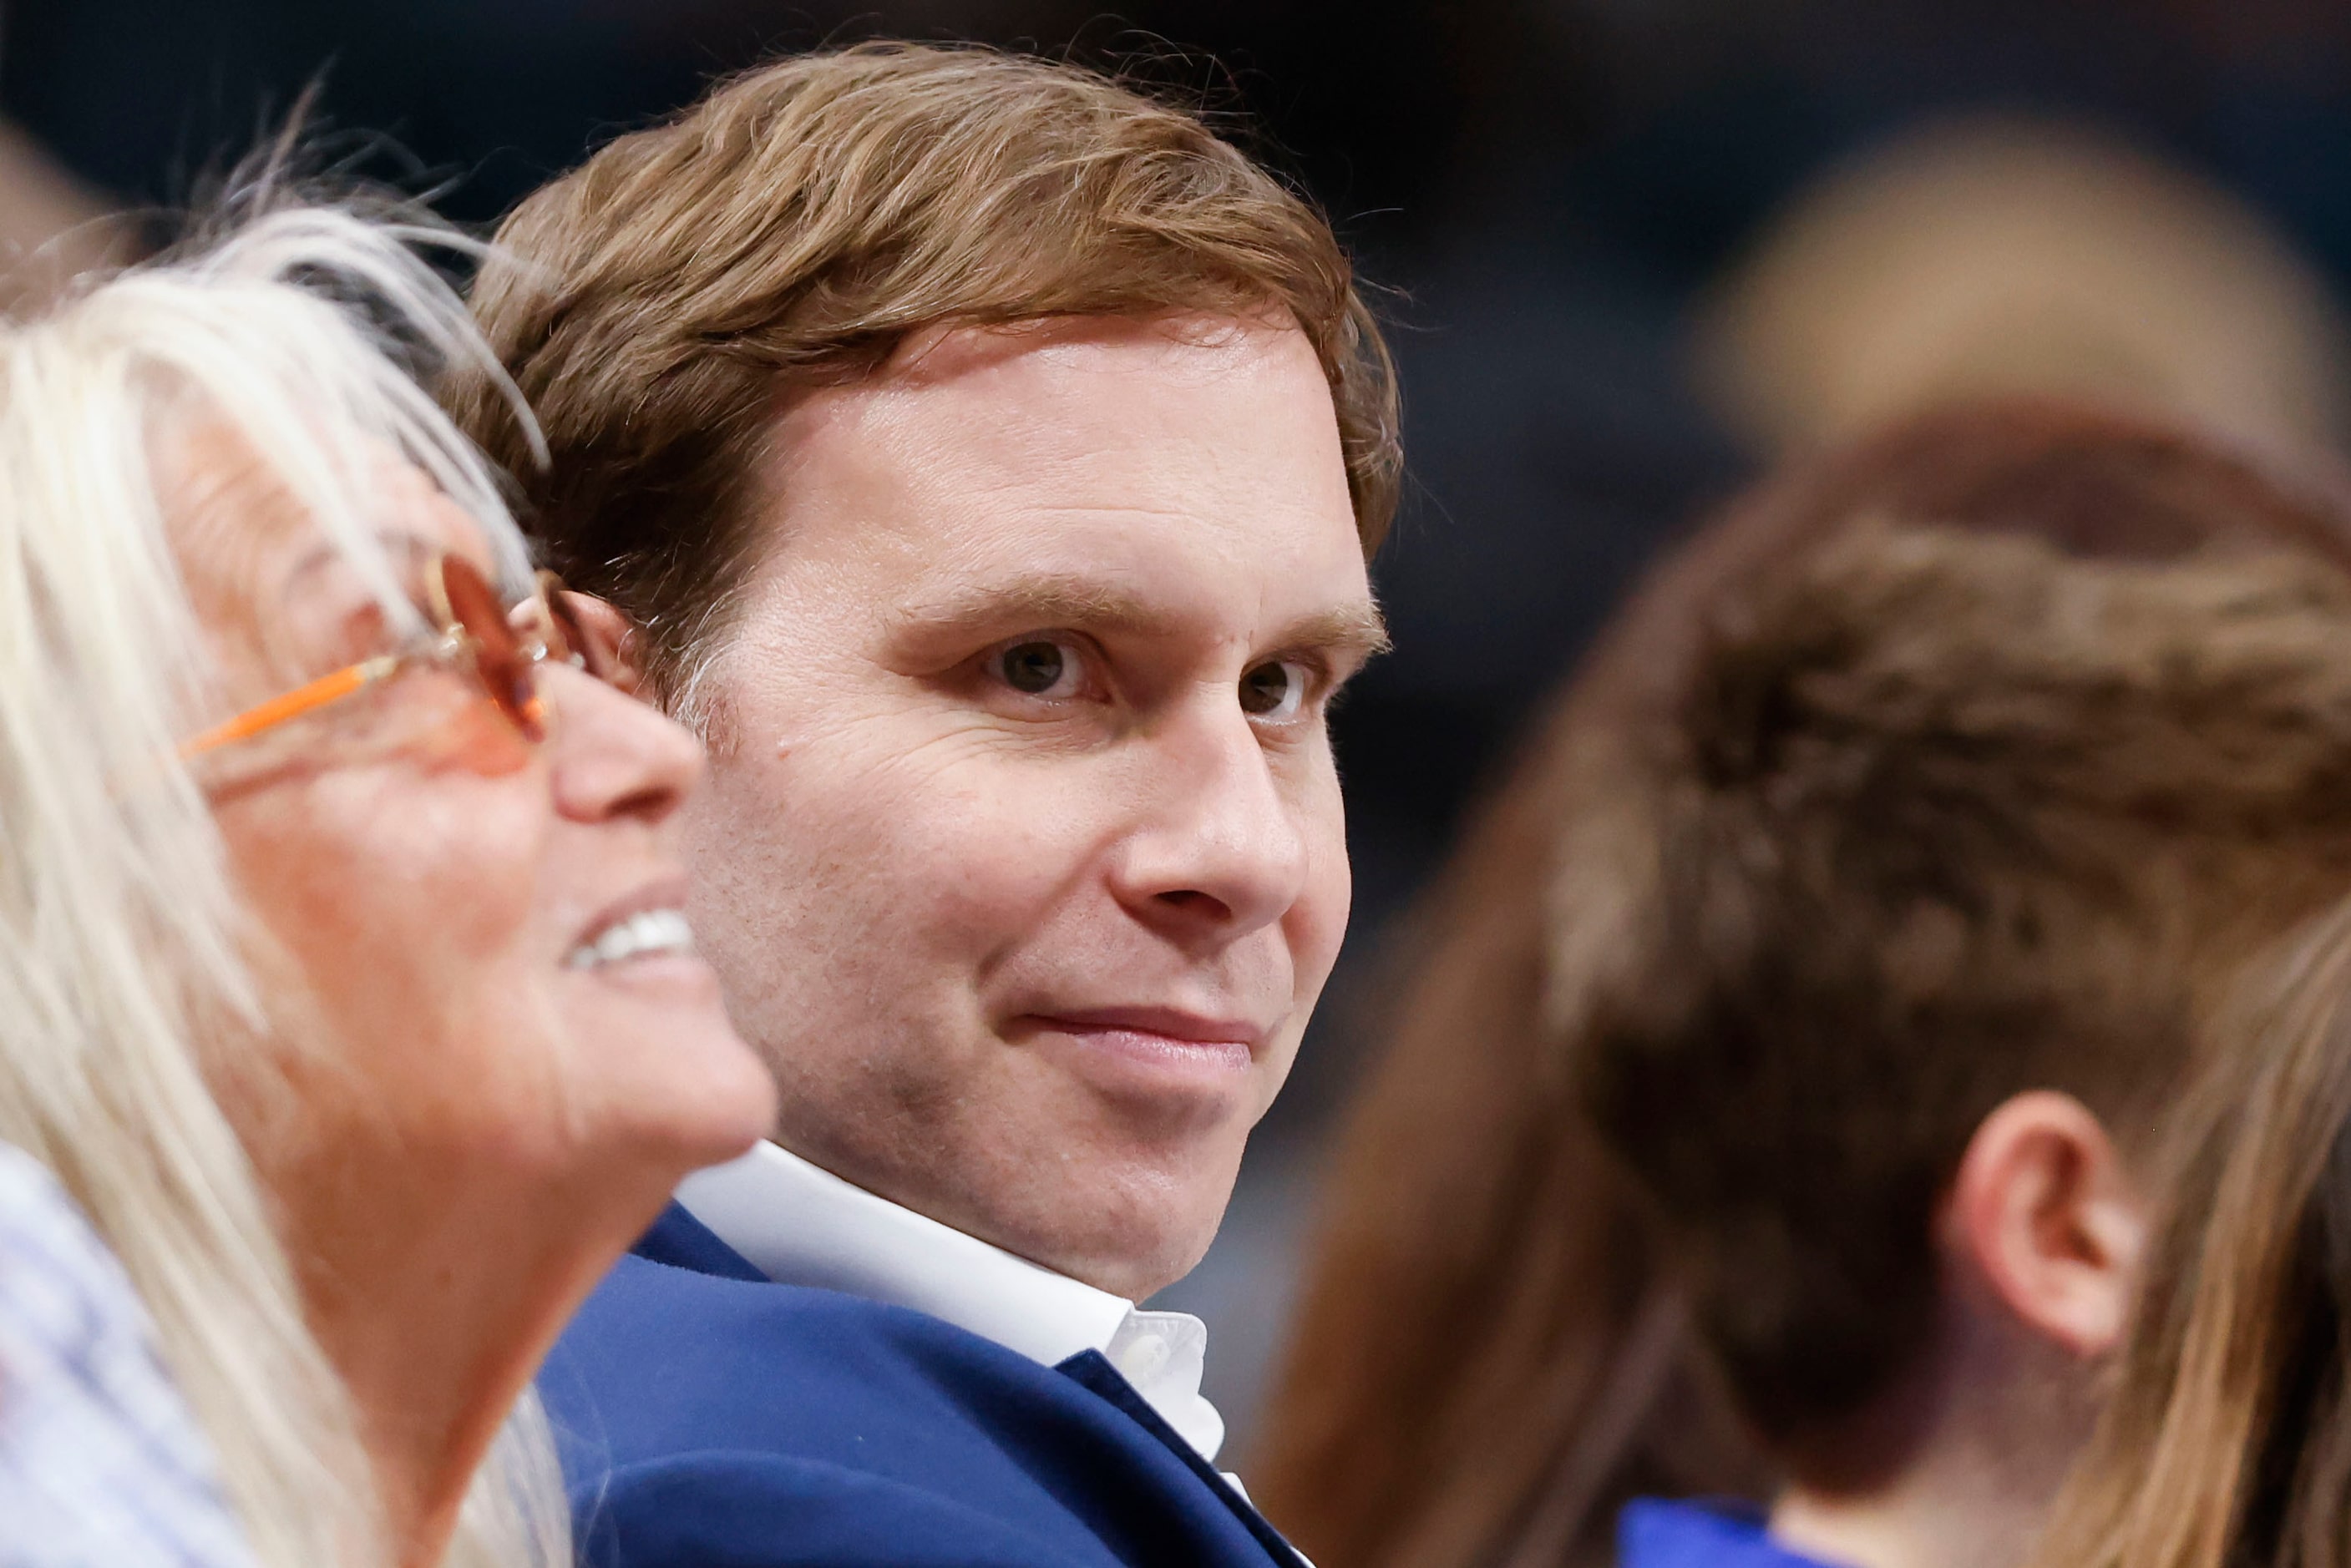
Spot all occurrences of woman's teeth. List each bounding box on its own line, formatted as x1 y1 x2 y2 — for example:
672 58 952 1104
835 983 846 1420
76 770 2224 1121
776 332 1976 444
567 908 697 971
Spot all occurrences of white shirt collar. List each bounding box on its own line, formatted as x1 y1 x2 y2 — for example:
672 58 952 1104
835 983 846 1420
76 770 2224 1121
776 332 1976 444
674 1140 1227 1462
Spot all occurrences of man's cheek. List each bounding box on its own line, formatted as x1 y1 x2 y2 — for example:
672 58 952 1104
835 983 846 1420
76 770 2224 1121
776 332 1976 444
1300 792 1355 959
1303 867 1354 982
955 745 1100 832
923 827 1056 941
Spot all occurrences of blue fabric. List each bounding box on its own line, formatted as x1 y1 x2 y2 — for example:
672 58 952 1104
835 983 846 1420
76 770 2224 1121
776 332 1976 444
1619 1500 1839 1568
540 1203 1302 1567
0 1143 256 1568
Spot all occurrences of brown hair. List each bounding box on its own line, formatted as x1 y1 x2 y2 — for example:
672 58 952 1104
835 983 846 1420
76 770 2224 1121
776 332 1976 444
451 41 1399 700
1254 399 2351 1568
2029 896 2351 1568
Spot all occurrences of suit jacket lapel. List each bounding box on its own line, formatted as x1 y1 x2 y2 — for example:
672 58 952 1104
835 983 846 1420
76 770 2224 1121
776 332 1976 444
1056 1348 1304 1566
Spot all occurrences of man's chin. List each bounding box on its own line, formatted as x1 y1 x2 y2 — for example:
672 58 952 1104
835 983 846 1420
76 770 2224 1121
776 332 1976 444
955 1132 1248 1301
1044 1210 1229 1303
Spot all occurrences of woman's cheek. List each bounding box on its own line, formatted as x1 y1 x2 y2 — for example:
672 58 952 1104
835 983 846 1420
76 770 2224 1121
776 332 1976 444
223 762 547 1046
404 695 538 777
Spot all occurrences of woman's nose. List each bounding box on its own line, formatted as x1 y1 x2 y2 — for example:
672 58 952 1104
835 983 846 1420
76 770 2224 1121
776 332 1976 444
541 663 705 826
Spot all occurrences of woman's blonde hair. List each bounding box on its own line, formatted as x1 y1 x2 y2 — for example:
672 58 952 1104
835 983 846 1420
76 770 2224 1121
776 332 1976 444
0 199 565 1567
2032 896 2351 1568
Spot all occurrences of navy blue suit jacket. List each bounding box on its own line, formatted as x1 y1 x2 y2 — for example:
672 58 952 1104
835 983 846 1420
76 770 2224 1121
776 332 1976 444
538 1204 1305 1568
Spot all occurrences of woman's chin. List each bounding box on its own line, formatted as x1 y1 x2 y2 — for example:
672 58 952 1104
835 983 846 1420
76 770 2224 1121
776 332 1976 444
671 1055 781 1170
557 969 777 1172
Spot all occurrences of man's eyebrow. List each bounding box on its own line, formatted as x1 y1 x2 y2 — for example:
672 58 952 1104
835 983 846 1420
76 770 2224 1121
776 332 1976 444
1270 602 1392 664
887 574 1390 664
887 576 1188 641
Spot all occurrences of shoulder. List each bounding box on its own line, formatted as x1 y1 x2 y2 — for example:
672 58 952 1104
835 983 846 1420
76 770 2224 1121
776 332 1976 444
1619 1500 1832 1568
579 1450 1109 1568
544 1244 1301 1568
549 1247 1050 1422
547 1262 1138 1566
0 1143 257 1567
544 1252 1089 1485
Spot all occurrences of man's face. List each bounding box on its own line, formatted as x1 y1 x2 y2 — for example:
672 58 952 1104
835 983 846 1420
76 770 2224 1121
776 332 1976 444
681 316 1380 1298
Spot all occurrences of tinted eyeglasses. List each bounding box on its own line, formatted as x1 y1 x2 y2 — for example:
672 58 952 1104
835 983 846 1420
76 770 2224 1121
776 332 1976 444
182 553 621 756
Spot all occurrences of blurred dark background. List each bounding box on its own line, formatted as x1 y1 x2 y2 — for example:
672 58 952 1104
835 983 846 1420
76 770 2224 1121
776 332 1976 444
17 0 2351 1450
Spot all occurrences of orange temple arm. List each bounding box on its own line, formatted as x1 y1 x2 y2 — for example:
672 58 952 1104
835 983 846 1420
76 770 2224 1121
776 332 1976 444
180 654 402 757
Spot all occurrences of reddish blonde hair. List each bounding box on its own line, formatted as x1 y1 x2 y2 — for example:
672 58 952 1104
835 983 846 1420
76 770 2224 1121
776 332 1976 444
2032 897 2351 1568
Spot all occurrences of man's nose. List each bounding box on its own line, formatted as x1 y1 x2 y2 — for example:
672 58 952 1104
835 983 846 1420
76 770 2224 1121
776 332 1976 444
544 664 706 826
1106 706 1310 944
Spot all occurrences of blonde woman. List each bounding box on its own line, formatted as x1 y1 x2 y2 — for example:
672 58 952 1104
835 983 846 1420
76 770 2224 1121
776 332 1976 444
0 200 775 1566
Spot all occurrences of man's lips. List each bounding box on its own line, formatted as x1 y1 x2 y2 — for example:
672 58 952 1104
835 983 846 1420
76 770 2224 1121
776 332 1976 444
1026 1005 1261 1045
1015 1006 1266 1070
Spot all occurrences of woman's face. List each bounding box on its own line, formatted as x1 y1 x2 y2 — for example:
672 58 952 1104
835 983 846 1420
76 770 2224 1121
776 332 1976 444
175 429 776 1243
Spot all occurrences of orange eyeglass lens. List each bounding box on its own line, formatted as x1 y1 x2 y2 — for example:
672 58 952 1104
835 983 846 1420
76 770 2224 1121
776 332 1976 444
434 554 546 741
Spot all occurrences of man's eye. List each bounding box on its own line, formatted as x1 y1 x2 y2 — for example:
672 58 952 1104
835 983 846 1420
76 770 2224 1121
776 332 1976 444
991 639 1080 697
1239 660 1309 721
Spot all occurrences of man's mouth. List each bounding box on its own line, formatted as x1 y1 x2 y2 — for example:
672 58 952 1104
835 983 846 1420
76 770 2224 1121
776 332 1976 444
1016 1006 1264 1072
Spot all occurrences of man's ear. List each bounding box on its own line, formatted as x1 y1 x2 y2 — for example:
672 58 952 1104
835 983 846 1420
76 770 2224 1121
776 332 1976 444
559 590 653 699
1944 1090 2148 1358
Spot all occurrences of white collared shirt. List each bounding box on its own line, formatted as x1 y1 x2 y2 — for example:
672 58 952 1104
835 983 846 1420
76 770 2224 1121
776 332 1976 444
676 1140 1229 1464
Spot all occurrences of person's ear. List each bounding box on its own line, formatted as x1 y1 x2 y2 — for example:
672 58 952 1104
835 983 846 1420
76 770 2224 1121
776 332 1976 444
1944 1090 2148 1358
559 591 653 700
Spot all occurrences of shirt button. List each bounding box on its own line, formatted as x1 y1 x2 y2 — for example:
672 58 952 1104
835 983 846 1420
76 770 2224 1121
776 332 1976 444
1117 1332 1172 1382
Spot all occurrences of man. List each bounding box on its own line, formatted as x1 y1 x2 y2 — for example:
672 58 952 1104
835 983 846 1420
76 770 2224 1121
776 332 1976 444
1252 398 2351 1568
452 42 1398 1567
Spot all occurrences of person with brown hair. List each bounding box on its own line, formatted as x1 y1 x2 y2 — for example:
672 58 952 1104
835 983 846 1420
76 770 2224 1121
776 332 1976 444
1253 398 2351 1568
2024 893 2351 1568
448 40 1396 1568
